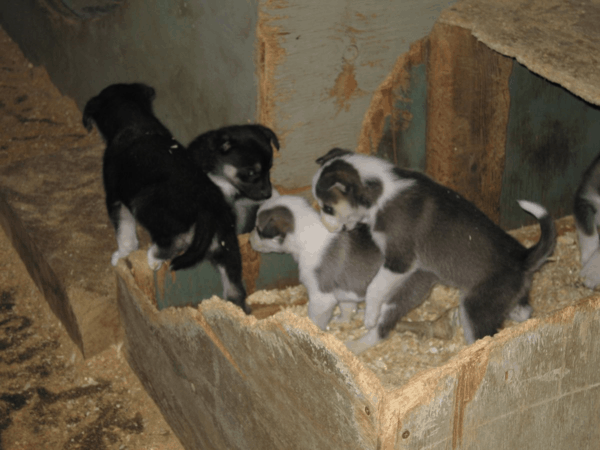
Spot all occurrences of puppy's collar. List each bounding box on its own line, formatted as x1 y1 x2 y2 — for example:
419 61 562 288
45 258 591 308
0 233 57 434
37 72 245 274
142 132 181 154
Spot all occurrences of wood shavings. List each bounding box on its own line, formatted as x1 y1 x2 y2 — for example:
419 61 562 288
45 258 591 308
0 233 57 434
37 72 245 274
247 215 595 389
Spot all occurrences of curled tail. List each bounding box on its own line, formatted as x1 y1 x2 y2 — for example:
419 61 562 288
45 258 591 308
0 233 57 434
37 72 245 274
517 200 557 272
170 214 217 271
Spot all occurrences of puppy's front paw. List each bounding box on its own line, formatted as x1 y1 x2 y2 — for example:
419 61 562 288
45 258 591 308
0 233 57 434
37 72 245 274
345 328 381 355
581 250 600 289
330 302 357 324
111 250 126 266
363 309 379 330
147 246 164 271
508 304 532 323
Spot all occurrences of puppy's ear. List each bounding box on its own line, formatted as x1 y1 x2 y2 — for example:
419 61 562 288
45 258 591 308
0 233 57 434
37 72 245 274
82 96 100 132
316 148 352 166
257 206 294 239
133 83 156 101
219 135 232 153
255 125 280 151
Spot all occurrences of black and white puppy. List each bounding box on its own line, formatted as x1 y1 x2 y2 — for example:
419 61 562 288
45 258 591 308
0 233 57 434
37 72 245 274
83 83 247 311
249 195 382 330
313 149 556 354
187 125 280 234
574 153 600 288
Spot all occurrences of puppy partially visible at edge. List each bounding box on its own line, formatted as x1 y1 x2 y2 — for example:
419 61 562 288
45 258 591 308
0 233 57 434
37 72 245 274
313 148 556 354
249 195 383 330
83 83 248 312
187 125 280 234
574 152 600 288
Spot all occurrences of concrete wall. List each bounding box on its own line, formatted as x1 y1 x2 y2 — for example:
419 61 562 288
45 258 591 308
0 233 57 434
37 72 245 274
0 0 260 143
0 0 455 191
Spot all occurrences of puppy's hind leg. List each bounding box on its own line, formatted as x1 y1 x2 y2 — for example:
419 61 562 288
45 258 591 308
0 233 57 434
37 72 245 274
574 192 600 266
508 293 533 323
307 292 338 330
459 273 525 344
363 267 416 330
210 230 248 313
147 228 195 271
346 269 438 355
109 203 139 266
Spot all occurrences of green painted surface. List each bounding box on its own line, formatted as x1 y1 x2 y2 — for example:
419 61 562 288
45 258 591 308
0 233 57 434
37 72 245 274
377 63 428 171
500 62 600 229
155 253 298 310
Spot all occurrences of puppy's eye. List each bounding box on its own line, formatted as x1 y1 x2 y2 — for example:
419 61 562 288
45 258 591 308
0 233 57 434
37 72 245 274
247 169 256 177
322 205 334 215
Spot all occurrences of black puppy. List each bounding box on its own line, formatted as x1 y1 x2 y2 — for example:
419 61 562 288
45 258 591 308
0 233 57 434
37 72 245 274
187 124 280 234
83 83 247 311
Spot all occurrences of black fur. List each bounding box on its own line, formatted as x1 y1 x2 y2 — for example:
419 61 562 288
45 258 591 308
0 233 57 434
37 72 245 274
83 83 247 312
188 124 280 233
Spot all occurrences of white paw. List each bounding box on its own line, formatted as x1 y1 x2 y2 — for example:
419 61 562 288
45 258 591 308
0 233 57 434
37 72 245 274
345 329 381 355
508 304 532 323
147 247 164 271
111 250 127 266
581 251 600 289
363 310 379 330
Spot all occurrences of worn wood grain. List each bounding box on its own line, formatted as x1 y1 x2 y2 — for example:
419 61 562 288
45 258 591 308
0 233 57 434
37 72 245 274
425 22 512 223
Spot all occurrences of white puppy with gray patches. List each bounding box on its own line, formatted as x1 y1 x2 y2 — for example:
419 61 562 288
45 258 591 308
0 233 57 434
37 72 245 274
249 195 383 330
313 148 556 354
574 152 600 288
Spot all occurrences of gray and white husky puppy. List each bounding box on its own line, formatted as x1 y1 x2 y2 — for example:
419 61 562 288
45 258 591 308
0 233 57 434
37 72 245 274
574 153 600 288
312 149 556 354
249 195 382 330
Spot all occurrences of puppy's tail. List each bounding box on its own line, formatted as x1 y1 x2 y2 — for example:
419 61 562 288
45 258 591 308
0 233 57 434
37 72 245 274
517 200 557 272
170 215 217 272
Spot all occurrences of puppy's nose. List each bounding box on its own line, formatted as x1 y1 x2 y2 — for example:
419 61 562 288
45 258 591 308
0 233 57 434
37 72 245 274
260 183 272 199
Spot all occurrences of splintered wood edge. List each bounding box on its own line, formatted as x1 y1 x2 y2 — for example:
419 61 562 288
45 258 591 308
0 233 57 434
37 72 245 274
377 292 600 445
115 253 385 406
116 250 600 446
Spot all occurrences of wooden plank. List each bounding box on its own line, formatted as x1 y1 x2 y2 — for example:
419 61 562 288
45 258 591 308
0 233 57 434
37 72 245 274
257 0 457 195
0 33 122 357
356 39 429 172
439 0 600 107
389 296 600 449
116 252 382 450
0 191 83 350
425 22 513 223
117 245 600 450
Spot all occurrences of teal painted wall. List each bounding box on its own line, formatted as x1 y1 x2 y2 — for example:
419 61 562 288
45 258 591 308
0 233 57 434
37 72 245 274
376 63 428 172
0 0 259 144
155 254 299 310
500 62 600 229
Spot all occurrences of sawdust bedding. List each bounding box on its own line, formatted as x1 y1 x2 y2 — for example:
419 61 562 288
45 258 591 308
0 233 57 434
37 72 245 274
246 215 593 389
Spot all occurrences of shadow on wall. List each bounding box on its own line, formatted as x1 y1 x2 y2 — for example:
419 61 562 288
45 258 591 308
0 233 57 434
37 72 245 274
47 0 126 19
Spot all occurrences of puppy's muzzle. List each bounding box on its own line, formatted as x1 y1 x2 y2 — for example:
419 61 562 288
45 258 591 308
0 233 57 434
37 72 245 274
320 215 343 233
